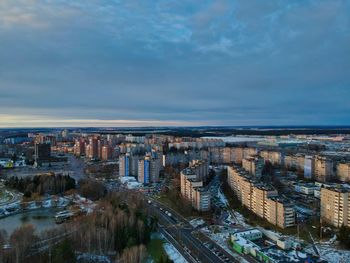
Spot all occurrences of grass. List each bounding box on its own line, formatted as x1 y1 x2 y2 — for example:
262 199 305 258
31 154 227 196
147 238 167 262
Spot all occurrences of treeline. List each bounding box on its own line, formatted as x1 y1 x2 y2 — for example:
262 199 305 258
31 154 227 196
70 192 156 258
5 173 75 197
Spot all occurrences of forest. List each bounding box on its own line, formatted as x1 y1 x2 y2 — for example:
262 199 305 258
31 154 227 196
0 191 170 263
5 173 76 198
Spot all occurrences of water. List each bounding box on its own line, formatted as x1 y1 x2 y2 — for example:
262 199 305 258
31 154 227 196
0 209 60 235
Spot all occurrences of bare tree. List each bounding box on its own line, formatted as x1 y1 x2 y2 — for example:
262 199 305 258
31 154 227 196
10 224 38 263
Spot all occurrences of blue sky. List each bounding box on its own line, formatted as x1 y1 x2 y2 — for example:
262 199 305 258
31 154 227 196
0 0 349 127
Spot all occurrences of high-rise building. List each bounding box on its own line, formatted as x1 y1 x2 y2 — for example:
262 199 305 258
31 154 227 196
101 145 113 161
138 157 150 184
119 153 130 177
180 160 211 212
34 143 51 165
137 153 161 184
336 162 350 182
304 155 314 179
87 137 99 160
242 157 264 177
73 139 86 156
321 186 350 228
227 165 295 229
260 151 282 166
314 155 333 182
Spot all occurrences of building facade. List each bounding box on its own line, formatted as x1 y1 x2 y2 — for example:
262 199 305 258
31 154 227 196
180 160 211 212
320 187 350 228
227 166 295 229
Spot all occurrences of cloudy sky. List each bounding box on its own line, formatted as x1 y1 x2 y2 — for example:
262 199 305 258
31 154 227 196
0 0 349 127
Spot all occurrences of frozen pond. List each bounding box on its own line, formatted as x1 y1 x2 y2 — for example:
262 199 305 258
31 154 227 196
0 208 60 235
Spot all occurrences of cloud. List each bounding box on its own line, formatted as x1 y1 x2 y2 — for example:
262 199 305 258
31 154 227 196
0 0 349 126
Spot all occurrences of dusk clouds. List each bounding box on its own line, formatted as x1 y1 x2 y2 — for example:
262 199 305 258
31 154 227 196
0 0 349 127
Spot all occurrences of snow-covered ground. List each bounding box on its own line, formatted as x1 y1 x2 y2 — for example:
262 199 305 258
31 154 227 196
0 196 72 218
200 226 249 263
76 253 111 263
304 244 350 263
189 218 205 228
217 188 228 207
163 243 188 263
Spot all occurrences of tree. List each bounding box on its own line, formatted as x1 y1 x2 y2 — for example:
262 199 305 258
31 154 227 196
52 239 76 263
118 244 146 263
0 229 8 263
79 179 106 201
158 255 174 263
10 224 38 263
337 225 350 249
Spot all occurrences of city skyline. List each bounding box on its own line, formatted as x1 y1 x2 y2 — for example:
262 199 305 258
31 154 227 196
1 0 350 127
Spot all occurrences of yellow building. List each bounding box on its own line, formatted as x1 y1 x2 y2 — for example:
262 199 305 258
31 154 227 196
320 187 350 228
180 160 210 211
336 162 350 182
227 165 295 229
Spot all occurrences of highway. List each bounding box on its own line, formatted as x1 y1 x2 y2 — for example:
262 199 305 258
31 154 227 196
147 201 227 263
143 196 249 263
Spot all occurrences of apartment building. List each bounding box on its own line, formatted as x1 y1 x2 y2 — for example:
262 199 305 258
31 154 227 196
73 139 86 156
314 155 333 182
304 155 314 179
101 145 113 161
209 147 257 165
260 150 282 166
242 156 264 177
119 153 130 177
227 165 295 229
265 197 296 228
138 154 161 184
336 162 350 182
252 185 278 219
284 154 304 172
320 187 350 228
180 160 211 212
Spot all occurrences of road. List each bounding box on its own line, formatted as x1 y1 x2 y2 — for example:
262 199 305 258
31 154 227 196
147 201 227 263
143 196 252 263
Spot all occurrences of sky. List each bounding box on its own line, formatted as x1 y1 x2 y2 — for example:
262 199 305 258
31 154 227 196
0 0 349 127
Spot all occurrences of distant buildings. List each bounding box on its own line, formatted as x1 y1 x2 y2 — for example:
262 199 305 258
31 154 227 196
320 186 350 228
180 160 211 212
86 137 99 160
314 155 333 183
73 139 86 156
209 147 257 165
227 166 295 229
242 156 264 177
304 155 314 179
119 153 130 177
119 151 161 185
336 162 350 182
259 150 282 166
138 153 161 184
34 143 51 163
101 145 113 161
